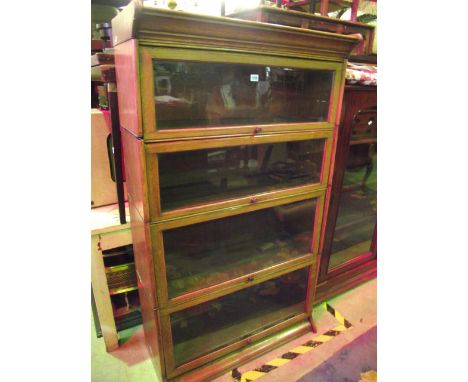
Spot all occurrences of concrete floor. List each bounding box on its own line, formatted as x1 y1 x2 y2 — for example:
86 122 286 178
92 278 376 382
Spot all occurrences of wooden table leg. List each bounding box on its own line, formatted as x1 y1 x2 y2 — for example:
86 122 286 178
107 82 127 225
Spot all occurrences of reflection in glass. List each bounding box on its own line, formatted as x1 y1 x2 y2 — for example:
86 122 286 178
164 199 316 298
170 267 308 366
153 60 333 129
158 139 325 211
329 113 377 270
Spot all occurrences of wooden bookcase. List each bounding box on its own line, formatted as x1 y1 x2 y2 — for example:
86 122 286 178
112 2 357 381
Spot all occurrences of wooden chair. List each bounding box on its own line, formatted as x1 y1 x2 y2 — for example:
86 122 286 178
346 106 377 188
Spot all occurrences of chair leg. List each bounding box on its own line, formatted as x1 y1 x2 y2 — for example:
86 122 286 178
361 161 373 189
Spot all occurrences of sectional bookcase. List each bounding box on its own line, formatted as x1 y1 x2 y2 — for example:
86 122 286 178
112 3 357 380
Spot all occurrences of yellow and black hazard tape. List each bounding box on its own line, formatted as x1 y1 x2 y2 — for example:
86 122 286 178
231 302 352 382
325 302 353 329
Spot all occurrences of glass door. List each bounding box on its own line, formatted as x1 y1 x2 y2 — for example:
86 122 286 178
163 199 317 299
162 266 311 375
329 110 376 270
152 60 333 129
157 136 327 212
145 131 332 221
140 47 343 140
319 101 377 283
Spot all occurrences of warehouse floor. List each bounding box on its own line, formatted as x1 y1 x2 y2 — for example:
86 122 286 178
92 278 377 382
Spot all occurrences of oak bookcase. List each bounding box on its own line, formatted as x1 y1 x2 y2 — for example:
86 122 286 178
112 2 357 380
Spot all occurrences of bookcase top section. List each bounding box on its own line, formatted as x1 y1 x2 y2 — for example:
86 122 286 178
112 1 359 61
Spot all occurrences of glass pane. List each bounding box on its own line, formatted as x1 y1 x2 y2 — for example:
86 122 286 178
158 139 325 211
164 199 316 298
329 124 377 270
170 267 308 366
153 60 333 129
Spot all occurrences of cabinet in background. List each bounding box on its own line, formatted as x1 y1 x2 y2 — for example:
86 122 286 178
316 84 377 302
